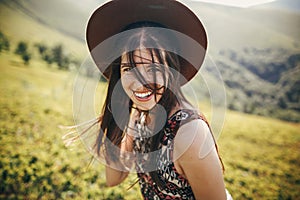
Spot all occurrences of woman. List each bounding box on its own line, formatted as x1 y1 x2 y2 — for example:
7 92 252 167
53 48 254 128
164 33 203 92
83 0 232 199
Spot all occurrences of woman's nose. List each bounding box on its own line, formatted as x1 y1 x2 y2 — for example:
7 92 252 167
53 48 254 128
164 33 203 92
137 65 149 77
132 67 152 87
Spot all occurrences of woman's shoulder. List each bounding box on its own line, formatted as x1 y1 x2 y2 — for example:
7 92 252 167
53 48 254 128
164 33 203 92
173 117 215 161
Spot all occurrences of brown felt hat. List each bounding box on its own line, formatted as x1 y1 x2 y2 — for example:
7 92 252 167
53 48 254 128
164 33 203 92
86 0 207 85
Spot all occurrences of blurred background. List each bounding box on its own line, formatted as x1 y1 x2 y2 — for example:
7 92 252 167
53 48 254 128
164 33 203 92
0 0 299 199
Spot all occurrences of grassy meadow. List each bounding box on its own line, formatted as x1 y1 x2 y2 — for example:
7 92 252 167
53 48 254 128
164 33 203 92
1 0 300 199
0 51 299 199
0 52 141 199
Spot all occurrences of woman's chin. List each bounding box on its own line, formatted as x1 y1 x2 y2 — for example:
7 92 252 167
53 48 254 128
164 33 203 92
134 103 155 112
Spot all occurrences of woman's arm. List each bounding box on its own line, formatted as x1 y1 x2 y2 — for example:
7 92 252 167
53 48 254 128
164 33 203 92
174 119 227 200
105 133 133 187
105 109 138 187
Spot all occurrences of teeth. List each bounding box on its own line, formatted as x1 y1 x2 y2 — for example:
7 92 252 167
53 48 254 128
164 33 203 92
134 91 152 98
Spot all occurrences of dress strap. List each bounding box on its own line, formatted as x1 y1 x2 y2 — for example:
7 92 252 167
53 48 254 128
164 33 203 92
169 109 200 129
161 109 201 144
170 109 212 133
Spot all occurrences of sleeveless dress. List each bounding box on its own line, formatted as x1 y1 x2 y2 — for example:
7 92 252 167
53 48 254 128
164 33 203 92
132 109 233 200
133 109 200 199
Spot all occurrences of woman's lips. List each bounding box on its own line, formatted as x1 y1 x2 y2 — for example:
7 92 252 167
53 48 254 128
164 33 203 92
133 90 153 102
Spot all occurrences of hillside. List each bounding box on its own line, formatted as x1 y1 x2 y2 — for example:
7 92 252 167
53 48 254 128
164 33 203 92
186 1 300 121
0 0 300 199
0 0 299 121
0 51 299 199
0 0 87 58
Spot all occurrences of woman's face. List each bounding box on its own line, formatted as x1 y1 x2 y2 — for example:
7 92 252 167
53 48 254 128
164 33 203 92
120 49 168 111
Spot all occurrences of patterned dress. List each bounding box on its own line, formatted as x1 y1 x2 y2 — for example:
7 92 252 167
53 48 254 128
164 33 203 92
132 109 233 200
133 109 200 199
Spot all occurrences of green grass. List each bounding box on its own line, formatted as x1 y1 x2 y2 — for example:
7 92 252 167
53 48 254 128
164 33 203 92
219 112 300 199
0 52 141 199
1 1 300 198
0 52 299 199
0 1 86 58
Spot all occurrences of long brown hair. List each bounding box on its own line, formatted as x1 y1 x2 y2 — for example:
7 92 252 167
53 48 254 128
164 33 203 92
94 21 224 188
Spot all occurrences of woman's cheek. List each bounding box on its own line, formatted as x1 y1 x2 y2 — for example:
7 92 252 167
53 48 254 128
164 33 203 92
121 76 132 97
155 72 168 88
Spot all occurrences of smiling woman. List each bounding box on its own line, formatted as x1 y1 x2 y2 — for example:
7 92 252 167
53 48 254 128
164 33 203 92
71 0 233 199
120 49 168 111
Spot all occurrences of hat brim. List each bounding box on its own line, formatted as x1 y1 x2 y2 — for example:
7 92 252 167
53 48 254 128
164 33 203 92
86 0 207 85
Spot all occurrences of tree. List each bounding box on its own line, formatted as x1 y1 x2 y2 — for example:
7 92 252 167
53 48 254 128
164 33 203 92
34 43 53 65
43 53 53 65
15 41 28 55
15 41 31 65
52 44 69 70
22 53 31 65
0 31 10 52
34 43 48 56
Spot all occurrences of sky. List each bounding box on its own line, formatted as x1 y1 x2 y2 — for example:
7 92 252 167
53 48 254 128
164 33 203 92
71 0 300 11
187 0 277 8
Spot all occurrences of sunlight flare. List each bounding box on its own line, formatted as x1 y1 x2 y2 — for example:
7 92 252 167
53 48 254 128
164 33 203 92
190 0 277 8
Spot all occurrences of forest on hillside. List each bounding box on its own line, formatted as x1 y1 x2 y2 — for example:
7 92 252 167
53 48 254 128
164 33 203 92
215 47 300 122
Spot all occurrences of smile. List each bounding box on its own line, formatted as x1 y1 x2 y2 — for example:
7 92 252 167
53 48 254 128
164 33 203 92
133 90 153 101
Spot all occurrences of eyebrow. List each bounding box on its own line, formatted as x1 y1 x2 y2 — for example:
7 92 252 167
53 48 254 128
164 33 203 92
120 62 160 66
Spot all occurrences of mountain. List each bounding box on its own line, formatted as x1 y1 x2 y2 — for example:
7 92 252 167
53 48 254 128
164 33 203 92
0 0 299 122
185 1 300 121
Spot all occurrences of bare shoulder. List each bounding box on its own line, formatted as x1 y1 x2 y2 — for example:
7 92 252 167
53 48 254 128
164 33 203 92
173 119 227 199
173 119 213 162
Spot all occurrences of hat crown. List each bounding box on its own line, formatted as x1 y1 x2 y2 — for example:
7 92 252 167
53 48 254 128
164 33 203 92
86 0 207 85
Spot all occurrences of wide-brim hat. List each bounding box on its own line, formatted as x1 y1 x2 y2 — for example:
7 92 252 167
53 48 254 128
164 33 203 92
86 0 207 85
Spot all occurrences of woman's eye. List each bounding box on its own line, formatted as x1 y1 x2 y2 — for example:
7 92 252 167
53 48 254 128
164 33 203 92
121 65 133 73
148 64 161 72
